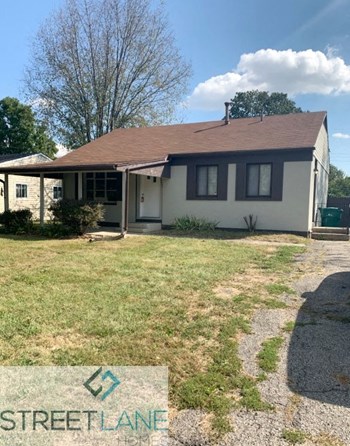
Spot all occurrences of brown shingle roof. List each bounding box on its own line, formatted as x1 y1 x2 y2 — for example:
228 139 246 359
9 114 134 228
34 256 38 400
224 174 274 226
0 112 326 173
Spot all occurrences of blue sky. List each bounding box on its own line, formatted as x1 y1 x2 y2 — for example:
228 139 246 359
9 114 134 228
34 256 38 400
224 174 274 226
1 0 350 172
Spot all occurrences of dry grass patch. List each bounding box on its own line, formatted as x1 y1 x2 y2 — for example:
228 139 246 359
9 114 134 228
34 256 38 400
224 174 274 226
310 433 346 446
285 394 302 423
32 331 91 351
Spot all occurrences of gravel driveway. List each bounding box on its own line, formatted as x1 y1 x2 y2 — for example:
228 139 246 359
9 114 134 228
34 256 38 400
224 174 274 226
170 240 350 446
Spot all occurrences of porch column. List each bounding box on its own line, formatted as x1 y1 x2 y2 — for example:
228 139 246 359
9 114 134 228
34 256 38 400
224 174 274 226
77 172 83 200
40 173 45 226
4 174 9 211
121 170 129 234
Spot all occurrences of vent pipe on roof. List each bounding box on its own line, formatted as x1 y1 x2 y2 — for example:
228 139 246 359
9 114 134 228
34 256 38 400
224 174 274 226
224 102 230 125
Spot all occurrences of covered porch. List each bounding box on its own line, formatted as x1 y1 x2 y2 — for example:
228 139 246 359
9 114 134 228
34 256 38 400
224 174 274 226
0 160 169 234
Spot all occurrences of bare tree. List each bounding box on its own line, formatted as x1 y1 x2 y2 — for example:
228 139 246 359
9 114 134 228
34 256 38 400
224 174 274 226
25 0 191 149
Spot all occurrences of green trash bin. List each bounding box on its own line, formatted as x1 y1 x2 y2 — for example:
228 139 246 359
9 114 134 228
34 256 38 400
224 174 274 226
319 207 343 227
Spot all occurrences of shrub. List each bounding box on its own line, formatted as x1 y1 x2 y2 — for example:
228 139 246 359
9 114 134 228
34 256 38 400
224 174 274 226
0 209 33 234
49 200 105 235
243 214 258 232
37 223 71 238
174 215 218 231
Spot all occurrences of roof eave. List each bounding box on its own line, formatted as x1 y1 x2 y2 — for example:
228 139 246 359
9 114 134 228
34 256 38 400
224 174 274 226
0 163 118 174
169 146 315 159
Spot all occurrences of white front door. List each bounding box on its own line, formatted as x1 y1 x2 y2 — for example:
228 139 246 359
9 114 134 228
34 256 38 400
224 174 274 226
138 176 161 219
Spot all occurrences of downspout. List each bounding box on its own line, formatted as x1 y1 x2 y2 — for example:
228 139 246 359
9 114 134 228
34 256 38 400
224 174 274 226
0 178 5 212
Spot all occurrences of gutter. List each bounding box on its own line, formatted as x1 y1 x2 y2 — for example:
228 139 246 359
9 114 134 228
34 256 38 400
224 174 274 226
114 159 169 172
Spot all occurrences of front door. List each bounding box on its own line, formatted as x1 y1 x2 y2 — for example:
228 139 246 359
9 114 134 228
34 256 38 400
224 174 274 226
138 176 161 219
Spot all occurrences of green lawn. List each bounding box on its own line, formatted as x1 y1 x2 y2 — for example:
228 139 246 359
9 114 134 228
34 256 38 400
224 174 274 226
0 233 304 434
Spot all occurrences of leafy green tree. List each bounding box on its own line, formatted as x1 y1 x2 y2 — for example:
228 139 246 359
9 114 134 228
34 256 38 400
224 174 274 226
25 0 191 149
0 97 57 158
229 90 302 119
328 164 350 197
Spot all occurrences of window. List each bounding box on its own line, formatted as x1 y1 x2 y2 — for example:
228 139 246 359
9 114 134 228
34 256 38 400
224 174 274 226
53 186 63 200
186 161 228 201
85 172 122 202
246 163 272 197
196 165 218 197
16 184 28 198
236 160 283 202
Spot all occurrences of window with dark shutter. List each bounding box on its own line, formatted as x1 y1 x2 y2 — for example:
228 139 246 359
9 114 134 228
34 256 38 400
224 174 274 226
246 163 272 197
196 165 218 197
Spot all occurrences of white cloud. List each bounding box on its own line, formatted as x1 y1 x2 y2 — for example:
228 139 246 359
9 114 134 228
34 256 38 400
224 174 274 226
188 49 350 111
333 133 350 139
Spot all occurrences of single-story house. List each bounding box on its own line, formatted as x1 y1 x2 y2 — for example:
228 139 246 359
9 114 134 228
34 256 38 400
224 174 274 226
0 153 62 219
0 111 329 235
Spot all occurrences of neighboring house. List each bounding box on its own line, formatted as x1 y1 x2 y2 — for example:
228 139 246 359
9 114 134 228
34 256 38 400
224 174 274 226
0 111 329 235
0 154 62 219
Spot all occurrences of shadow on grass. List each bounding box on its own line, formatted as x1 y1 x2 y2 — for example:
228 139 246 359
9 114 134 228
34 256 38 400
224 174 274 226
0 226 74 242
288 271 350 407
135 229 306 243
0 225 306 243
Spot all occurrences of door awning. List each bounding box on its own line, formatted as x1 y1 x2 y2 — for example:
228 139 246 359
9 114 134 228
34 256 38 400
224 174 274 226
115 160 170 178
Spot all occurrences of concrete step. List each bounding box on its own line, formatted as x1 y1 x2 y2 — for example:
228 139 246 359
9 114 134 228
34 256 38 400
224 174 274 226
312 226 348 234
312 232 349 241
128 222 162 233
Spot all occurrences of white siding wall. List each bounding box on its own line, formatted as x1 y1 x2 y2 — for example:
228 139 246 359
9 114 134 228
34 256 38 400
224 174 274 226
162 161 313 233
314 124 329 169
312 124 329 225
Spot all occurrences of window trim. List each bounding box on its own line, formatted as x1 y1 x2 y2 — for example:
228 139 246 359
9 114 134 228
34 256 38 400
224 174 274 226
246 163 272 198
52 185 63 200
186 161 228 201
196 164 218 198
235 160 284 202
84 172 122 203
15 183 28 199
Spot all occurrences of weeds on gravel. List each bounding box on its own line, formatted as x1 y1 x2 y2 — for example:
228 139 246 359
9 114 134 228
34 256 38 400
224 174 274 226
258 336 284 373
282 429 308 444
259 246 304 271
283 321 296 332
177 317 250 435
233 376 273 411
264 298 288 309
177 315 274 434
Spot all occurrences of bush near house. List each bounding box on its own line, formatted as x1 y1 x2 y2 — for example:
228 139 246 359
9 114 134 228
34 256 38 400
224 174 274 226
49 200 105 235
174 215 218 231
0 209 33 234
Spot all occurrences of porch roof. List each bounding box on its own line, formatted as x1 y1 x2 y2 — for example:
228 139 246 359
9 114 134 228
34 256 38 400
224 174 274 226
0 159 170 178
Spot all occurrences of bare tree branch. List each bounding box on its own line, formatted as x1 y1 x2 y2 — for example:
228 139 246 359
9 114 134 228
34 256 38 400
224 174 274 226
25 0 191 149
